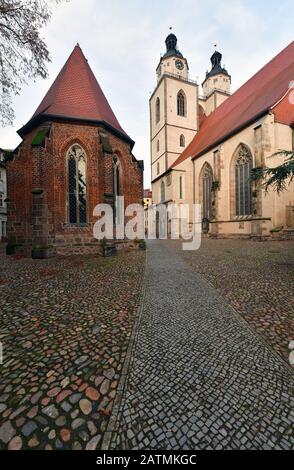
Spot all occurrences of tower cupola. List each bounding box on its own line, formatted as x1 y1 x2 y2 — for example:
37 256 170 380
206 50 230 80
202 49 231 100
163 33 183 59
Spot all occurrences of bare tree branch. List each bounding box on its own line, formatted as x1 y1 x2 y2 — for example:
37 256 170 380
0 0 67 126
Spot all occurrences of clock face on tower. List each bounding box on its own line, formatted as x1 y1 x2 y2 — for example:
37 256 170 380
175 60 184 70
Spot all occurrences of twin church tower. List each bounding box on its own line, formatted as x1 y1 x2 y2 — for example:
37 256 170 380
150 33 231 190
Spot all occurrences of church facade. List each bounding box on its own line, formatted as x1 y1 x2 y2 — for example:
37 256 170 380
150 35 294 238
6 45 143 257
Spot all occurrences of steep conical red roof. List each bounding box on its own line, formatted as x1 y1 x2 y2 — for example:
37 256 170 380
19 44 129 139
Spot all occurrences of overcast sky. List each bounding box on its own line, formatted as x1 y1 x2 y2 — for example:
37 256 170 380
0 0 293 186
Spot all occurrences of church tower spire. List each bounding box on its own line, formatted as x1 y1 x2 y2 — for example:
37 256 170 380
156 32 189 82
163 33 183 58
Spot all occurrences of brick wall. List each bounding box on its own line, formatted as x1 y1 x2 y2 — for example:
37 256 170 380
6 120 143 257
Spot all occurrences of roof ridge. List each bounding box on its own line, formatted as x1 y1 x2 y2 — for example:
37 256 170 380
170 40 294 169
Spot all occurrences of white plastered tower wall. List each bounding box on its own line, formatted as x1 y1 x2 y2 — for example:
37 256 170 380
150 33 198 205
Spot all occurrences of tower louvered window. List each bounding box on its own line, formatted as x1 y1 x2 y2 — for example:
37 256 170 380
177 91 185 117
156 97 160 123
67 144 87 224
180 134 185 147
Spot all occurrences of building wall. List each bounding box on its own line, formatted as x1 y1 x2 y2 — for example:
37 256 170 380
150 74 198 183
0 162 7 240
202 73 231 97
175 113 294 237
156 56 189 81
7 121 143 256
204 90 230 116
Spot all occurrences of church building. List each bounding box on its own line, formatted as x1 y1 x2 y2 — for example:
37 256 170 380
150 35 294 238
6 45 143 257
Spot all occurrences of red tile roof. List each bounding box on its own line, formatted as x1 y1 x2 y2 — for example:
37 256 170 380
19 44 130 139
172 41 294 168
271 87 294 126
144 189 152 198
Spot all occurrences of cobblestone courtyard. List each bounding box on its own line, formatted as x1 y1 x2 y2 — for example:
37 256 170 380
0 251 144 450
167 238 294 362
0 239 293 450
109 240 294 450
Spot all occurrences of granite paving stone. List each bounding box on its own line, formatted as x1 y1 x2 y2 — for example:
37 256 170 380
0 250 144 449
110 240 294 450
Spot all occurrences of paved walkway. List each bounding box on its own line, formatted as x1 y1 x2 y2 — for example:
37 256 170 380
109 240 294 450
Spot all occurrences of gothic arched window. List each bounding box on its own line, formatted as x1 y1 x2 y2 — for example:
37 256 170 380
201 163 213 220
180 134 185 147
235 145 253 216
113 155 123 224
177 91 186 117
113 155 121 197
67 144 87 224
156 97 160 123
179 176 183 199
160 181 165 203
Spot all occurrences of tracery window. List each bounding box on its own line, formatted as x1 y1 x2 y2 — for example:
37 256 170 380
67 144 87 224
202 163 213 220
235 145 253 216
113 155 123 224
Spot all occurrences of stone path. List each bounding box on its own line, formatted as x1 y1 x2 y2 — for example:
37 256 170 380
166 238 294 362
109 240 294 450
0 251 144 450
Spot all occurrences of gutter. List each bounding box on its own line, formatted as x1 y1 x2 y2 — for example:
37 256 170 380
17 114 135 149
192 108 270 160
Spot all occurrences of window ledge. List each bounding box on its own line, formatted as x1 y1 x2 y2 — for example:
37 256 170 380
233 215 253 220
63 223 90 229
